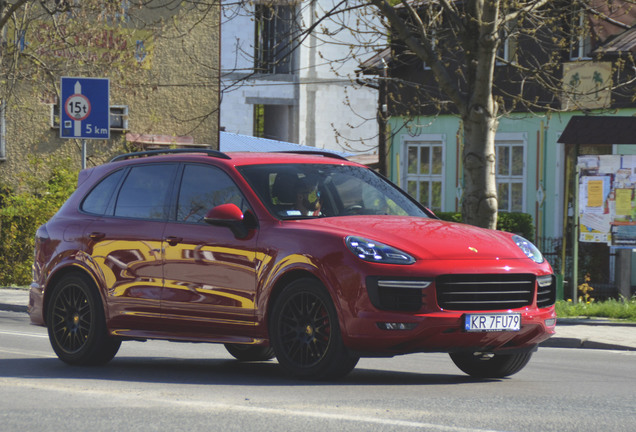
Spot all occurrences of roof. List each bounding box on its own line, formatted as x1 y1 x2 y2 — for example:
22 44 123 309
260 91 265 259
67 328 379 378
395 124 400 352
557 116 636 145
358 47 392 75
219 131 378 166
594 26 636 55
220 132 352 158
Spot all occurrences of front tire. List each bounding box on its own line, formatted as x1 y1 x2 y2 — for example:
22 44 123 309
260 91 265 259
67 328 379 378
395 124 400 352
46 273 121 365
269 278 359 380
449 351 533 378
224 344 276 361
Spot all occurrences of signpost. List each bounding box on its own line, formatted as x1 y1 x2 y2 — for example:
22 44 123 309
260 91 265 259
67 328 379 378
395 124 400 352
60 77 110 168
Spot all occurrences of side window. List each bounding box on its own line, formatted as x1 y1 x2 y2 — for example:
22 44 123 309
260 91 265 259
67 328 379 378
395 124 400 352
114 164 177 220
177 164 248 223
405 141 444 211
81 169 125 215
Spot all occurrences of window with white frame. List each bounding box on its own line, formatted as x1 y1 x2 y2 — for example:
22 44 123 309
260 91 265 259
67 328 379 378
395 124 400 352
496 138 525 213
404 138 444 211
570 9 592 60
421 29 437 70
496 22 517 65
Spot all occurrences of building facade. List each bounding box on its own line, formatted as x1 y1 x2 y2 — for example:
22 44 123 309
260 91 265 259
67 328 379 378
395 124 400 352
0 2 220 186
365 1 636 291
220 0 382 153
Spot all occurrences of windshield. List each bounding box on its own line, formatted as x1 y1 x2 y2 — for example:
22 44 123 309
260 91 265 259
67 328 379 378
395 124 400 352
238 163 430 220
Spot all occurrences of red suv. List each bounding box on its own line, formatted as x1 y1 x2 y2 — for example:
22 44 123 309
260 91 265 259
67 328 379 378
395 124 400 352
29 149 556 380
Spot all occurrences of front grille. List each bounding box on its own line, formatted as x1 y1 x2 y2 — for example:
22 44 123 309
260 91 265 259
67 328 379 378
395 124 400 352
436 274 535 311
366 277 431 311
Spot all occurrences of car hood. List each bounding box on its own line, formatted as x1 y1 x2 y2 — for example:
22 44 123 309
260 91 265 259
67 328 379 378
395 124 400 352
300 216 527 261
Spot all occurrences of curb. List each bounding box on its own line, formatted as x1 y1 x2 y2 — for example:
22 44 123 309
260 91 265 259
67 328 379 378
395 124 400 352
540 337 636 351
556 318 636 327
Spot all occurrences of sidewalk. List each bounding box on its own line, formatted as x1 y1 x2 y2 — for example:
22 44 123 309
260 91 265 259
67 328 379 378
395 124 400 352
1 287 635 351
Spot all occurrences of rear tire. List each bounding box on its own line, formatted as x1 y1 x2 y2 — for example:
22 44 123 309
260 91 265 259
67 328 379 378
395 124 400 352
224 344 276 361
46 273 121 365
449 351 533 378
269 278 359 380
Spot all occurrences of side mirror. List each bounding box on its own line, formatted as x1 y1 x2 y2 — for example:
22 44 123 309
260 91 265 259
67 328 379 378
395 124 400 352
204 203 257 238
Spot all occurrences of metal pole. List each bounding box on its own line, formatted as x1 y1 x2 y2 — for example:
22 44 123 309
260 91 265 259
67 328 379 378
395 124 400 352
82 139 87 170
572 148 580 303
560 146 570 289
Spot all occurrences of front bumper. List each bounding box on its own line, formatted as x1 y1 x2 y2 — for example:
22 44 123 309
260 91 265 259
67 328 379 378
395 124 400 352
28 283 45 326
343 307 556 356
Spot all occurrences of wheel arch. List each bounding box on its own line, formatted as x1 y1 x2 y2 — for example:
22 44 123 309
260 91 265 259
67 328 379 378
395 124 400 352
265 269 321 325
42 264 105 326
264 268 351 334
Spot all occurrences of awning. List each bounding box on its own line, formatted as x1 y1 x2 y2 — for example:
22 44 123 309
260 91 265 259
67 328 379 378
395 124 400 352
557 116 636 145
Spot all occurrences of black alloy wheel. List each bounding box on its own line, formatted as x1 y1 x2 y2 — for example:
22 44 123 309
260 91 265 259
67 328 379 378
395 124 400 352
224 344 276 362
269 278 359 380
449 351 534 378
47 273 121 365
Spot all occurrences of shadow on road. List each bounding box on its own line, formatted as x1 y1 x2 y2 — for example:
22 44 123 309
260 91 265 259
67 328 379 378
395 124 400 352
0 355 486 386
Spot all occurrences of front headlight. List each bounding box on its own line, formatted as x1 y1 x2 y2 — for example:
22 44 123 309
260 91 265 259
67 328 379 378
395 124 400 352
345 236 415 264
512 235 544 263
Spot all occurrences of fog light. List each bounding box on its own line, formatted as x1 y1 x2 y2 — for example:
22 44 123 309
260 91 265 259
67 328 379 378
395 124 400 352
544 318 556 327
537 275 553 287
377 322 417 331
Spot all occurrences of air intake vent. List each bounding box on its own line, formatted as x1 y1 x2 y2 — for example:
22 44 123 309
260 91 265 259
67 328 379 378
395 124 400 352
366 277 431 311
436 274 535 311
536 275 557 308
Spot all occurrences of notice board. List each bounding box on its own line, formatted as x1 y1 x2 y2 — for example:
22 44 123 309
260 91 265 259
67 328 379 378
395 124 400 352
578 155 636 247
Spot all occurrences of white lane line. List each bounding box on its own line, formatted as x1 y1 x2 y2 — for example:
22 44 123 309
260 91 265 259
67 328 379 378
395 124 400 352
0 348 56 358
0 380 510 432
188 402 510 432
0 330 48 339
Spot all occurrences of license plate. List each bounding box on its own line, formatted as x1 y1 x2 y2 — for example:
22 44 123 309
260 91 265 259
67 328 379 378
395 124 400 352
464 313 521 332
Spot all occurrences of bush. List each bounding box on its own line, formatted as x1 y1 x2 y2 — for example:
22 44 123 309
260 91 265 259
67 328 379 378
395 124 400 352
436 211 535 241
0 160 77 285
555 298 636 322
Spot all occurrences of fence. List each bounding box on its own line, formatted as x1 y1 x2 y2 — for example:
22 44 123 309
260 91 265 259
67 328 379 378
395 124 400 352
537 236 620 300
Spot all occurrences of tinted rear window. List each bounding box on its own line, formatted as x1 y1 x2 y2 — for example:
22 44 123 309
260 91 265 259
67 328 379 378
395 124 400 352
81 169 125 215
114 164 177 220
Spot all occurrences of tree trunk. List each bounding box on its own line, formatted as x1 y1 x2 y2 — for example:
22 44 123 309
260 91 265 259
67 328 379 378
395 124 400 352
461 107 499 229
460 0 500 230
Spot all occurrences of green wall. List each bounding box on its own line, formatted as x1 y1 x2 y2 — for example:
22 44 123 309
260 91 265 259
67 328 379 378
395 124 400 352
389 110 636 241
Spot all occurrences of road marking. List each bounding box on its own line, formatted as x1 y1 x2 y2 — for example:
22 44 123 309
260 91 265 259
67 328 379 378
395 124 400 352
0 380 509 432
0 330 48 339
0 348 56 358
188 403 509 432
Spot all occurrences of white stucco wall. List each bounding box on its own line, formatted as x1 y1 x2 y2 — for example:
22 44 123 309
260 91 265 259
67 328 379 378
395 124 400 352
220 0 383 153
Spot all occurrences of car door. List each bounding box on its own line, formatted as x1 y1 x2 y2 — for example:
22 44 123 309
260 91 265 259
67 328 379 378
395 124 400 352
161 163 259 336
83 163 177 332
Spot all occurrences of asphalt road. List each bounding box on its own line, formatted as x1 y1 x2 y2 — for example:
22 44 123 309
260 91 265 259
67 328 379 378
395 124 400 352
1 310 635 432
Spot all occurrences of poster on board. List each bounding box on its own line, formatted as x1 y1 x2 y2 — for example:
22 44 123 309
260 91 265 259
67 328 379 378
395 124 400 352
578 155 635 247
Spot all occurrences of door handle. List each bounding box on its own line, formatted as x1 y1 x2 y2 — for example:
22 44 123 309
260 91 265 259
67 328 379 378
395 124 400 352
165 236 182 246
89 232 105 240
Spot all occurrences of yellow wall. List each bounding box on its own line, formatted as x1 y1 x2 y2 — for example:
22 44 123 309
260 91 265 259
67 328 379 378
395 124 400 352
0 5 219 187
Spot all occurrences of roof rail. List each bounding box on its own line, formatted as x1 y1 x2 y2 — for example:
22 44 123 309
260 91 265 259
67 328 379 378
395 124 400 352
276 150 349 161
110 148 231 162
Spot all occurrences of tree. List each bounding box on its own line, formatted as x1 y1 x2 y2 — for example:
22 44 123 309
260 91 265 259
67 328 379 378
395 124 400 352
218 0 634 228
360 0 634 228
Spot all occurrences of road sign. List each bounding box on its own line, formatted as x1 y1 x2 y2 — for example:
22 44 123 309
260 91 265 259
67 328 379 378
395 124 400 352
60 77 110 139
